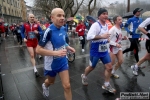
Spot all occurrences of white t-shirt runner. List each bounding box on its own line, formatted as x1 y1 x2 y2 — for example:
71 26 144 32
109 26 122 54
87 21 109 57
139 17 150 39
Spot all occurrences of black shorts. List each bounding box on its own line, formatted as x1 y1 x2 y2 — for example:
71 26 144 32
145 40 150 53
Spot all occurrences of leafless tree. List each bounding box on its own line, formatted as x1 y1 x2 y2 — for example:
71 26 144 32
88 0 97 15
78 0 105 17
34 0 85 20
114 0 150 17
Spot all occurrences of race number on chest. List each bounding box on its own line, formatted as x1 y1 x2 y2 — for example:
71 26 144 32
99 44 107 52
28 32 36 39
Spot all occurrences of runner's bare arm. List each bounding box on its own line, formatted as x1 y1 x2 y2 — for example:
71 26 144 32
36 45 66 57
138 27 148 35
138 18 150 38
93 33 110 40
66 46 75 53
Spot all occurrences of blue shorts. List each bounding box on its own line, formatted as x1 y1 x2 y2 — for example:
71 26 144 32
89 53 111 68
44 65 69 77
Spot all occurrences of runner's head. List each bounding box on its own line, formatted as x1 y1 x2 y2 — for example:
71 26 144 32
28 14 35 23
17 24 19 27
36 21 40 25
79 20 84 25
97 8 108 23
20 22 23 26
113 15 122 26
51 8 65 28
34 18 38 23
133 8 143 17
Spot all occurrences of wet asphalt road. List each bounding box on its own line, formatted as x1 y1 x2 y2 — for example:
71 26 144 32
0 31 150 100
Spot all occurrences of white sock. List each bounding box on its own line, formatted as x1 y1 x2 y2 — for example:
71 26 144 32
34 66 37 72
44 83 48 88
104 82 110 86
111 69 115 74
111 65 116 74
135 64 138 70
83 74 87 78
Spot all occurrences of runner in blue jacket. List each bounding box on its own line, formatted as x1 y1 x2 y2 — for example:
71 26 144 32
123 8 143 62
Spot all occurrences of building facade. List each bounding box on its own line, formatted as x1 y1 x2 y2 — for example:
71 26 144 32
0 0 27 24
21 0 27 22
26 6 44 21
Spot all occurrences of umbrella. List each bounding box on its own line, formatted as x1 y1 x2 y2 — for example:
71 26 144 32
122 12 134 18
75 15 82 19
74 15 83 20
73 19 79 23
86 15 97 23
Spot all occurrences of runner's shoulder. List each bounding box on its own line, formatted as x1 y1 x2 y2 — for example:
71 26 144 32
90 22 100 29
144 17 150 22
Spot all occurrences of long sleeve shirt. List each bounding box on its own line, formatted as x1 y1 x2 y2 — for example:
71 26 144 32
20 22 43 39
124 16 142 38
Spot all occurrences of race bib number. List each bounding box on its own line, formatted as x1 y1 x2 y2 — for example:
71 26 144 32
54 45 66 59
28 32 36 39
99 44 107 52
79 36 83 40
17 30 21 33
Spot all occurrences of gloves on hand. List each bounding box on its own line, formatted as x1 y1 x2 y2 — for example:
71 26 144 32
129 31 133 35
79 29 82 32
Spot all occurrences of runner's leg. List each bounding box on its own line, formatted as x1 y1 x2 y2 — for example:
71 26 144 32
81 56 99 85
84 56 99 76
59 70 72 100
42 75 55 97
110 52 117 75
123 38 133 54
133 39 139 62
137 53 150 67
104 62 112 82
44 75 55 87
101 53 116 92
27 47 37 72
115 50 123 70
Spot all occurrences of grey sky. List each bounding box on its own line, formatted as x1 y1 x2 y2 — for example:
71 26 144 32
24 0 149 7
25 0 34 6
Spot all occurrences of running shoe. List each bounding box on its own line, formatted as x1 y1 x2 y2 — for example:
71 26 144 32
35 72 40 77
81 74 88 85
82 49 85 52
131 65 138 76
102 84 116 93
112 74 119 78
42 83 49 97
38 55 42 59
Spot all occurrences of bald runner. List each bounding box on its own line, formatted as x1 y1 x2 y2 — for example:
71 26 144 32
36 8 75 100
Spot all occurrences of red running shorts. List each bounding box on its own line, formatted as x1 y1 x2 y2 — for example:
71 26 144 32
26 38 38 48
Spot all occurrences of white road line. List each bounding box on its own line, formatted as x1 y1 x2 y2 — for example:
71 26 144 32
5 45 26 48
11 64 44 74
11 54 90 74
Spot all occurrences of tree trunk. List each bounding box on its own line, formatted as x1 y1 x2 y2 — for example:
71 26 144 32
88 0 97 15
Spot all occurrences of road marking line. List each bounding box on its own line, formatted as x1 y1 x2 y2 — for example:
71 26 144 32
5 45 26 48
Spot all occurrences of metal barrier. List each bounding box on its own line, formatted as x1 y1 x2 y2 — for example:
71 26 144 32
0 64 4 100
